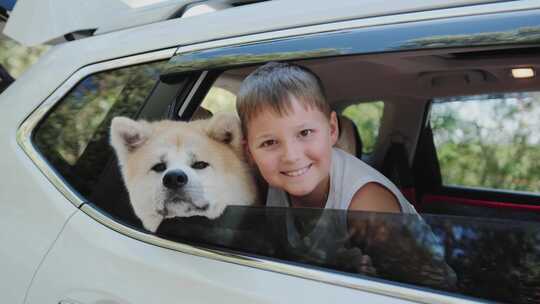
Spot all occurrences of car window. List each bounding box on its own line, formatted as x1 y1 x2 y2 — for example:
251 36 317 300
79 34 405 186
159 207 540 304
430 92 540 193
33 60 167 197
341 101 384 154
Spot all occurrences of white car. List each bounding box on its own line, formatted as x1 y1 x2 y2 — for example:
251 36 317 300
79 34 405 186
1 0 540 303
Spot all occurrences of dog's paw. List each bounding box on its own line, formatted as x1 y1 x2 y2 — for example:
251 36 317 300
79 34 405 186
141 214 163 233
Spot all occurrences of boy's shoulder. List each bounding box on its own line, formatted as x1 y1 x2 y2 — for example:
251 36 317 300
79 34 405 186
331 147 385 182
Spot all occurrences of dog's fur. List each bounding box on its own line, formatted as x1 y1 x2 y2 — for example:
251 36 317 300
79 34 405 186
110 113 258 232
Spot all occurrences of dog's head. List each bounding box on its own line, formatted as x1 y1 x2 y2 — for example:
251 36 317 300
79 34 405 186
110 113 257 232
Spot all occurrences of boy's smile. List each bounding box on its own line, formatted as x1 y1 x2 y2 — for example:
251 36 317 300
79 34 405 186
282 164 312 177
246 96 338 207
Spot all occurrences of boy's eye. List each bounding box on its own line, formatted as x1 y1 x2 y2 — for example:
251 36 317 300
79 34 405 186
191 161 209 170
260 139 277 148
151 162 167 172
299 129 314 137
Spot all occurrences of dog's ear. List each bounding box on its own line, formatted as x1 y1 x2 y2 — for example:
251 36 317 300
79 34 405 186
205 112 243 155
110 117 150 160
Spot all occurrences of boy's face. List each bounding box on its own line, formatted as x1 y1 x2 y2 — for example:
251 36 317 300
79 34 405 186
246 96 338 203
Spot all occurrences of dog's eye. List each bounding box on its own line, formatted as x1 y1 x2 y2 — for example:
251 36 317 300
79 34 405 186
151 162 167 172
191 161 209 170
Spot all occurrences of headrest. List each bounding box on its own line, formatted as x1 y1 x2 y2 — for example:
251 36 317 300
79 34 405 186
335 115 362 156
191 107 213 120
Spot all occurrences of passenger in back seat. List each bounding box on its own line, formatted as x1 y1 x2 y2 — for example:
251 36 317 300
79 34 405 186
234 62 460 284
236 61 417 215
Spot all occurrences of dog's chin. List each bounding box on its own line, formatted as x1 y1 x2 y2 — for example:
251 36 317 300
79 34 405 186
159 199 226 220
161 197 212 217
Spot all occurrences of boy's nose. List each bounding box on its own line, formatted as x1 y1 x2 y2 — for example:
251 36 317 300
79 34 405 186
281 140 302 163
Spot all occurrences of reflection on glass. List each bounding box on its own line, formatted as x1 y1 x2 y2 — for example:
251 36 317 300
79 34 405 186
33 61 166 196
157 207 540 303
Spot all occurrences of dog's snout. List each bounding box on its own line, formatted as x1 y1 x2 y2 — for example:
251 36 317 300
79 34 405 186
163 170 188 189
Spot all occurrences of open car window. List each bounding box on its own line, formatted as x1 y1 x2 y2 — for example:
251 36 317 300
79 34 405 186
158 207 540 303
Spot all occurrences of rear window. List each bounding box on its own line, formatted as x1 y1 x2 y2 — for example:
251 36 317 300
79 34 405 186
33 61 167 196
341 101 384 154
430 92 540 193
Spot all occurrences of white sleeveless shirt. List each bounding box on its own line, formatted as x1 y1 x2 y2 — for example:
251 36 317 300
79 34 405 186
267 147 417 214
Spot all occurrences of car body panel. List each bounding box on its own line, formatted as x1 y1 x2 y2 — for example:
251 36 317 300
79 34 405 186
26 210 418 304
3 0 198 46
0 97 77 303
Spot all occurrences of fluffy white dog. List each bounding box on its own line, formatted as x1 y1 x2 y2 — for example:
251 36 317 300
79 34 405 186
110 113 258 232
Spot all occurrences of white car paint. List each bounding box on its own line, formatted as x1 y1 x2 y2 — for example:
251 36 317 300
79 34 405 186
3 0 197 46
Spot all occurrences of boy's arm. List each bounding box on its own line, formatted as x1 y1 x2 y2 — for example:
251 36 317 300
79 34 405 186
348 182 401 213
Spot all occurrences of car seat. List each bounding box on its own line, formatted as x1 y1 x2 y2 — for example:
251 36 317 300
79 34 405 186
381 142 417 205
335 115 362 157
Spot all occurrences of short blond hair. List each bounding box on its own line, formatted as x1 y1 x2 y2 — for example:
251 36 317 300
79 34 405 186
236 62 330 133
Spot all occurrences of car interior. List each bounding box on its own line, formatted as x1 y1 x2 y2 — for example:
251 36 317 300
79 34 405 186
187 45 540 222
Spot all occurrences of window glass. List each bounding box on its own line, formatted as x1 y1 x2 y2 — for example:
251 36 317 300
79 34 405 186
431 93 540 193
159 207 540 304
33 60 167 196
341 101 384 154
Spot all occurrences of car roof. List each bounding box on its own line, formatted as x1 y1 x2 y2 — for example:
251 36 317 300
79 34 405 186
1 0 263 46
2 0 512 46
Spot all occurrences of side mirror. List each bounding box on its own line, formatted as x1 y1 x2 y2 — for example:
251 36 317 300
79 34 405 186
0 64 14 93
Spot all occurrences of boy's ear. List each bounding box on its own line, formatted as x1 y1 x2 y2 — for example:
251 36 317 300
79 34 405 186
110 117 150 161
329 111 339 145
205 112 243 155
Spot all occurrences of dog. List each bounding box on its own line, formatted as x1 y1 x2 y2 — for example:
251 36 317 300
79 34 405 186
110 113 258 232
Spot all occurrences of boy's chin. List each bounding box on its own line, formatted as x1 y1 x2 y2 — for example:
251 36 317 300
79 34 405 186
284 185 317 199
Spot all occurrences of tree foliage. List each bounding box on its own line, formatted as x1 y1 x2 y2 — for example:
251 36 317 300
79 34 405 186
0 37 48 78
431 93 540 193
341 101 384 154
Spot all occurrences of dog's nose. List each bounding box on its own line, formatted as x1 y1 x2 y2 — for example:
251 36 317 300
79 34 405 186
163 170 188 189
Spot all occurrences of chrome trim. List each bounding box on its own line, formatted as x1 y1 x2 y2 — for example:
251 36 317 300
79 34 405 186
16 48 176 208
81 204 479 304
177 70 208 117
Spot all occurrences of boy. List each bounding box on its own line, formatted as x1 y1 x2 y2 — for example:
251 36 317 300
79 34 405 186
236 61 417 214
